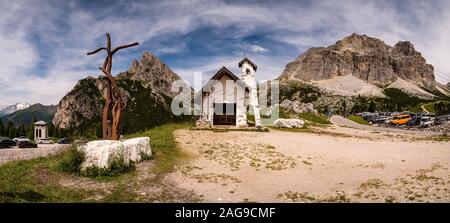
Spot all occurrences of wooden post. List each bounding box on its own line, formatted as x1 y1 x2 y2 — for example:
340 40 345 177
87 33 139 140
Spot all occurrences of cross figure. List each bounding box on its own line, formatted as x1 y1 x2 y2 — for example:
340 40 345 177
87 33 139 140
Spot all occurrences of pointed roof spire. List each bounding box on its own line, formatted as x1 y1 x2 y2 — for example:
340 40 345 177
238 57 257 71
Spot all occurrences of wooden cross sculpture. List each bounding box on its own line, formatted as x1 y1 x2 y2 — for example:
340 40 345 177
87 33 139 140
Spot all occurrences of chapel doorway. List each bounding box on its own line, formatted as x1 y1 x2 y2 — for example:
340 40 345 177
213 103 236 125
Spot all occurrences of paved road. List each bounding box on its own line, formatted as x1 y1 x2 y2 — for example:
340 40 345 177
330 115 438 136
0 144 70 165
421 104 430 114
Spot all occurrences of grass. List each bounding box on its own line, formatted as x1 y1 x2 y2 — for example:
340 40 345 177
347 115 369 125
418 135 450 142
279 108 331 126
423 103 436 113
0 154 93 202
298 112 331 125
0 121 193 202
57 146 85 174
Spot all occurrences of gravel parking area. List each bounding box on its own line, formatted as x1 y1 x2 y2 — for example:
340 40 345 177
330 115 442 136
0 144 70 165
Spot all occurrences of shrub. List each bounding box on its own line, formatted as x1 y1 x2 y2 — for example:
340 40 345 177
383 88 428 111
139 151 153 161
83 154 135 178
57 147 85 174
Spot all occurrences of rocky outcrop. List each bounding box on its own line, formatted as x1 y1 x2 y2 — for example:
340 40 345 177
79 137 151 170
118 52 182 98
272 119 305 128
280 99 317 114
52 77 103 129
53 52 188 132
279 33 437 89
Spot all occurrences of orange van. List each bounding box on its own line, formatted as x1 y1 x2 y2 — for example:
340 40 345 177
390 114 412 125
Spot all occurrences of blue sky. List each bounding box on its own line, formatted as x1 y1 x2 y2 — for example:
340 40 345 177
1 0 450 107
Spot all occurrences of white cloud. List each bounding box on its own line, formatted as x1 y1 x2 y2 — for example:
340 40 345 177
1 0 450 107
250 45 268 53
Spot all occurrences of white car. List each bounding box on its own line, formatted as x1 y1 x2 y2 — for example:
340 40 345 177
13 136 30 143
37 138 54 144
419 117 435 128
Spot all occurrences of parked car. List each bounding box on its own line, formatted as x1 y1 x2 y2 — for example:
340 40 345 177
58 137 70 144
18 141 38 148
0 141 12 149
0 137 17 147
372 116 390 124
384 116 394 124
406 116 421 126
37 138 54 144
13 136 30 143
363 114 381 124
390 114 412 126
420 117 435 128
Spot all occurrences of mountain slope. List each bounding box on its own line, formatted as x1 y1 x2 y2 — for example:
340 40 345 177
279 33 445 99
1 103 56 126
0 103 31 117
53 52 190 136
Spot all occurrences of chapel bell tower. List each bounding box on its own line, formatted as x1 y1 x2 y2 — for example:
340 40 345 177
239 57 262 127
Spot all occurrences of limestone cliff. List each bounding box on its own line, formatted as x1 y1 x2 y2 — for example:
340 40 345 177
279 33 439 95
53 52 188 134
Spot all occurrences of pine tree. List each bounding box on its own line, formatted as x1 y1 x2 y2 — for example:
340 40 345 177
341 101 347 116
6 120 14 138
28 116 37 140
0 119 4 136
368 101 377 113
18 124 26 137
48 123 55 138
55 127 60 138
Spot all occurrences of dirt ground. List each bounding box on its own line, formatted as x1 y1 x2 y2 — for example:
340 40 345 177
170 126 450 203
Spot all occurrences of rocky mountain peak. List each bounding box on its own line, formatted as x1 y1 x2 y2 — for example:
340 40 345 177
333 33 389 53
279 33 437 91
120 51 181 97
393 41 418 56
53 51 186 130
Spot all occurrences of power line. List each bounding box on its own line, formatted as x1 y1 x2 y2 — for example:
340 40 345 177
435 69 450 78
435 72 450 80
435 76 450 83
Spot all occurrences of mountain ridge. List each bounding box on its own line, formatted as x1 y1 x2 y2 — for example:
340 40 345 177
1 103 56 126
52 51 189 135
278 33 449 99
0 103 31 117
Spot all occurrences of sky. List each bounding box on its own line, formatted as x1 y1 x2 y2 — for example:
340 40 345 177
1 0 450 107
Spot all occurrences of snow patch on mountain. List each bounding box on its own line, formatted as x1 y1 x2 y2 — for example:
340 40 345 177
0 103 31 117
